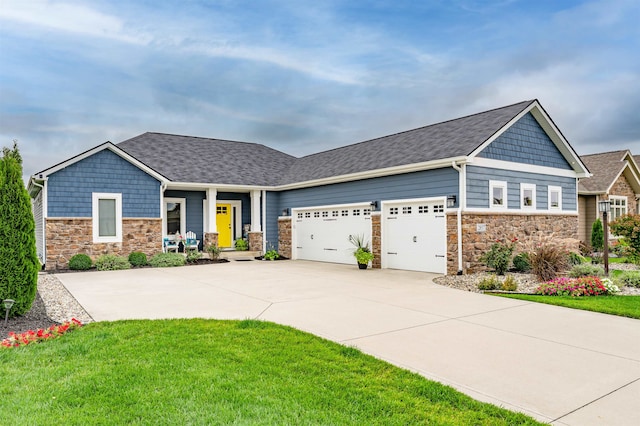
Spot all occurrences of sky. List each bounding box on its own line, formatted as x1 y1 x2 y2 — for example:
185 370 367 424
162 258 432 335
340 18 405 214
1 0 639 181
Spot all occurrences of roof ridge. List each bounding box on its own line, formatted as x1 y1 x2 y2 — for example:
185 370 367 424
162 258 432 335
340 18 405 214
580 149 630 159
297 100 535 160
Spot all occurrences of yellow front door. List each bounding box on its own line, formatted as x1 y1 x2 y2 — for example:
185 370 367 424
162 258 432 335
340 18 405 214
216 203 232 247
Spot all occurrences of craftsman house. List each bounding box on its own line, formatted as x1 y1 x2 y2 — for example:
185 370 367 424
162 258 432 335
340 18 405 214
29 99 590 274
578 150 640 243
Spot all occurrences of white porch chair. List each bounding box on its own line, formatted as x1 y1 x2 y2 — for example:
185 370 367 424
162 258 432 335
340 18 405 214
184 231 200 251
163 236 179 253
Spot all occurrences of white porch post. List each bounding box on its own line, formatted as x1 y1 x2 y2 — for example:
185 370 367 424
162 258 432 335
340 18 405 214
250 190 262 232
207 188 217 233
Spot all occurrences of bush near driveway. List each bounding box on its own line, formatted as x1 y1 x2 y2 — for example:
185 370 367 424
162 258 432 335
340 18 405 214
149 252 186 267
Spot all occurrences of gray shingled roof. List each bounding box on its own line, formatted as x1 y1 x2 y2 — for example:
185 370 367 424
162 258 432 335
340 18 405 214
117 133 296 186
278 100 535 185
117 100 536 186
578 150 628 193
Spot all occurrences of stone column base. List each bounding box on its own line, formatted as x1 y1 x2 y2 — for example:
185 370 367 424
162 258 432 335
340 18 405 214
247 231 263 253
278 217 292 259
371 213 381 269
204 233 219 250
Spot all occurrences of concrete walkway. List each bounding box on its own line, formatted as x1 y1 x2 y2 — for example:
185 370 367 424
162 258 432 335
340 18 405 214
56 261 640 425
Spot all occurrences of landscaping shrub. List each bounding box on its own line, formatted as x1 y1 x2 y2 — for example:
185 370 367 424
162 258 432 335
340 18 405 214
578 241 592 257
512 252 531 272
535 276 617 296
610 238 632 259
264 249 279 261
477 275 499 290
479 238 517 275
128 251 148 267
568 251 587 266
0 142 39 317
95 254 131 271
149 252 186 268
206 243 221 260
615 270 640 288
568 263 604 278
501 275 518 291
591 218 604 252
185 250 202 263
69 254 93 270
529 244 569 282
610 215 640 261
235 238 249 251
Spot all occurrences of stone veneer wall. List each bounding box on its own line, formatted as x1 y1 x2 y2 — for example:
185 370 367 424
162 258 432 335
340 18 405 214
203 232 218 250
277 217 292 259
45 218 162 270
247 231 263 253
371 213 381 268
609 174 637 215
447 212 580 275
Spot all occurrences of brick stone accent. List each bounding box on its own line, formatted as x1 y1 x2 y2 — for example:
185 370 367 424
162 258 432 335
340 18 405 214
609 174 637 215
278 217 292 259
247 231 263 253
371 213 381 268
45 218 162 270
203 232 219 250
447 212 580 275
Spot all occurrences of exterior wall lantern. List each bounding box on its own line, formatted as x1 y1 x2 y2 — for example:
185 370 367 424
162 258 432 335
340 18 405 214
598 200 611 276
447 195 457 208
281 208 289 216
370 201 378 211
3 299 15 325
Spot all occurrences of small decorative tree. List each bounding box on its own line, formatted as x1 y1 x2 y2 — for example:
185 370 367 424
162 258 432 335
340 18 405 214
0 142 39 317
610 215 640 262
591 218 604 253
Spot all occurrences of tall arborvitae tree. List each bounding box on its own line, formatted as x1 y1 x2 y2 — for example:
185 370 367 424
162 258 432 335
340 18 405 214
0 142 39 317
591 218 604 253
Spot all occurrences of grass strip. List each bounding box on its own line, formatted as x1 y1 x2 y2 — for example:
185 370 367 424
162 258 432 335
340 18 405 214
494 294 640 319
0 319 541 425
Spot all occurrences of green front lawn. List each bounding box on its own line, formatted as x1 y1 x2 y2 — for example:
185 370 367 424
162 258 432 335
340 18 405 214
495 294 640 319
0 319 541 425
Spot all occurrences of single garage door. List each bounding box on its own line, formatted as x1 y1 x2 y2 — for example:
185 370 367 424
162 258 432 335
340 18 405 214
293 203 372 265
383 198 447 273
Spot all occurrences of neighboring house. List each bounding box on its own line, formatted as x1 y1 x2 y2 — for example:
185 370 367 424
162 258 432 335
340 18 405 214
578 150 640 244
29 99 590 274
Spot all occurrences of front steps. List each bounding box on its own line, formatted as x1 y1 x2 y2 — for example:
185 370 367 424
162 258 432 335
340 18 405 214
219 250 261 261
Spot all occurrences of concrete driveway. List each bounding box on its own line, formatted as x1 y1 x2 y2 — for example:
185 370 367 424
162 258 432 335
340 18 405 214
56 260 640 425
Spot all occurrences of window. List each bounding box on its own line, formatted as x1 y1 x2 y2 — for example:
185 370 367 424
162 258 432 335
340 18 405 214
418 205 428 213
92 193 122 243
332 210 339 217
353 209 360 216
548 186 562 210
520 183 536 209
305 212 311 218
433 204 444 213
297 212 303 219
341 210 349 216
389 207 398 215
363 208 371 216
313 211 320 218
489 181 507 209
610 196 627 221
402 206 412 214
322 211 328 217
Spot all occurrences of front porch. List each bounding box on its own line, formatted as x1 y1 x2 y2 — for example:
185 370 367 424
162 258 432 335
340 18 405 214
162 186 265 254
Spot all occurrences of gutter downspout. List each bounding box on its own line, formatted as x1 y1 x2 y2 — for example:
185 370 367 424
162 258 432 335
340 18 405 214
451 161 464 275
30 177 46 268
262 190 267 253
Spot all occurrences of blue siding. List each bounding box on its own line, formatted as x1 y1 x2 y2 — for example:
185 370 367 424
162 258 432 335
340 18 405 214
466 166 576 210
264 191 281 250
47 149 161 217
164 190 205 249
478 113 572 170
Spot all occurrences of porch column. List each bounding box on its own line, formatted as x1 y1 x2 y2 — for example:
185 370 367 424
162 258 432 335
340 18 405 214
250 190 261 232
206 188 217 233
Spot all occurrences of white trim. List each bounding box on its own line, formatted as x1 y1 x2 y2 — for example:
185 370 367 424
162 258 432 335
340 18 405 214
250 190 261 232
520 183 536 210
609 195 628 221
471 157 586 178
489 180 508 209
262 190 267 252
291 201 372 213
35 142 167 183
463 207 578 216
548 185 562 210
92 192 122 243
163 197 186 237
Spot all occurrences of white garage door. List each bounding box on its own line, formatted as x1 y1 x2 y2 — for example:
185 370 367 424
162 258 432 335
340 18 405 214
293 203 372 265
383 199 447 274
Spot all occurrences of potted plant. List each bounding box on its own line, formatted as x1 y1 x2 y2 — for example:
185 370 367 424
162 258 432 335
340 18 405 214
348 234 374 269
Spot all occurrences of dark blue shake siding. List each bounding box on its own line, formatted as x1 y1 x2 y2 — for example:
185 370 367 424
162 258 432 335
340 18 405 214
478 112 572 170
47 149 161 217
265 168 458 250
466 166 577 210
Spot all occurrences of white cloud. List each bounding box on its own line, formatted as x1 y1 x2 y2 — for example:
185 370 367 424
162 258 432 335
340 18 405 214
0 0 151 44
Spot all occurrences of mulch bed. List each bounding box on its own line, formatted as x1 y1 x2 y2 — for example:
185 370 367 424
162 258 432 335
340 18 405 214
0 292 59 338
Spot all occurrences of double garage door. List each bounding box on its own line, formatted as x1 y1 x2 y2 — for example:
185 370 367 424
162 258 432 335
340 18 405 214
293 199 447 274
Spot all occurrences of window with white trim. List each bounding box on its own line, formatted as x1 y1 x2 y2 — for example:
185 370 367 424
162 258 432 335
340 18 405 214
489 180 507 209
520 183 536 209
548 186 562 210
92 193 122 243
610 196 627 221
